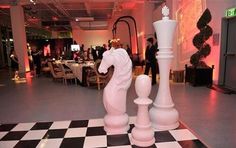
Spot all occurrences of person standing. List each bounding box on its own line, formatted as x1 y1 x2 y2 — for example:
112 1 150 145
91 47 98 62
126 44 132 58
9 49 19 79
144 38 158 85
31 47 42 77
154 33 159 74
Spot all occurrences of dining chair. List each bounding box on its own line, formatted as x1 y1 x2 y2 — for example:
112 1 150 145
86 59 111 90
48 61 63 81
58 63 77 85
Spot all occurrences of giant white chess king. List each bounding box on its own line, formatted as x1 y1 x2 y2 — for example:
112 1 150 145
149 5 180 130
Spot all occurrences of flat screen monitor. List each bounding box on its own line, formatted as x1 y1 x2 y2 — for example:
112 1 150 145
71 44 80 51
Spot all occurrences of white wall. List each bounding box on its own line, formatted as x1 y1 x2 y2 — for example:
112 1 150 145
132 3 145 58
132 2 155 59
116 22 130 47
71 27 112 50
70 11 132 50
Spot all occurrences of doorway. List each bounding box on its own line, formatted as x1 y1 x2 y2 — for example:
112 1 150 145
219 16 236 91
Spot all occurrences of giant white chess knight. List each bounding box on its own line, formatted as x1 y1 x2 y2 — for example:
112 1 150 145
98 44 132 134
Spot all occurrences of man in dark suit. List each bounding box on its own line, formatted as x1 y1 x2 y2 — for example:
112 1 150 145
31 47 42 77
154 32 159 74
144 37 158 85
91 47 98 62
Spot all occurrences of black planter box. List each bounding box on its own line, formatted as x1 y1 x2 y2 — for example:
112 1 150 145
185 65 214 86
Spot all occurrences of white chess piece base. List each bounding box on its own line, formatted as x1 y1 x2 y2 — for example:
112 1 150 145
131 125 155 147
150 107 179 130
104 114 129 134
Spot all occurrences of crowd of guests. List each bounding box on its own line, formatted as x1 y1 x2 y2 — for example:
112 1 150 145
72 41 132 63
10 36 159 84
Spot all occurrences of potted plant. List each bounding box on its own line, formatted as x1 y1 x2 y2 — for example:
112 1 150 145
185 8 214 86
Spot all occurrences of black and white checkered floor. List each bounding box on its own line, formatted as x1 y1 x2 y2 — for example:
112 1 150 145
0 117 207 148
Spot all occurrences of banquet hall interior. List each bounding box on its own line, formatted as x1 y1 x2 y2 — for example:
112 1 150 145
0 0 236 148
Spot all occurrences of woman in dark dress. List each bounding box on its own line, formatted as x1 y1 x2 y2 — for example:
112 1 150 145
9 49 19 79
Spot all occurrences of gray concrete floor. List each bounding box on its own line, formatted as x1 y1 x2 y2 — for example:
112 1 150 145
0 69 236 148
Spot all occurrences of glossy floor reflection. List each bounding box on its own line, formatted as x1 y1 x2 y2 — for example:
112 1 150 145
0 69 236 148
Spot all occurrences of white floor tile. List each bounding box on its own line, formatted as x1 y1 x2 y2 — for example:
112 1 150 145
0 141 18 148
21 130 47 140
36 138 63 148
0 132 8 139
64 128 87 138
155 141 182 148
88 118 104 127
128 133 134 145
129 116 136 124
49 121 71 129
169 129 197 141
11 123 35 131
83 135 107 147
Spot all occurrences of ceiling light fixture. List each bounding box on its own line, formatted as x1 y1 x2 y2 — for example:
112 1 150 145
75 17 94 22
30 0 37 5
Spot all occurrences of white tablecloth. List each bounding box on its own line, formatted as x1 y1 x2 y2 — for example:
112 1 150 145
66 62 94 81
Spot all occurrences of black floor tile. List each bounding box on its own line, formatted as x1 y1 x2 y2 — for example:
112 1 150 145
14 140 40 148
60 137 84 148
107 134 130 146
1 131 27 141
0 124 17 131
31 122 53 130
43 129 67 139
128 124 135 133
86 126 106 136
178 139 208 148
69 120 88 128
154 131 176 143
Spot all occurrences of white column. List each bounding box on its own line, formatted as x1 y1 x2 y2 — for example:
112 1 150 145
10 5 29 73
149 6 179 131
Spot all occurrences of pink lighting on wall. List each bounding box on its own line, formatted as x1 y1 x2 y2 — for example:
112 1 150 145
52 16 59 21
177 0 205 60
121 2 136 9
0 5 10 9
131 35 138 54
204 37 220 82
24 55 30 72
44 44 51 57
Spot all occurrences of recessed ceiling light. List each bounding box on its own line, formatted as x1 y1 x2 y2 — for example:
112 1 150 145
75 17 94 22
